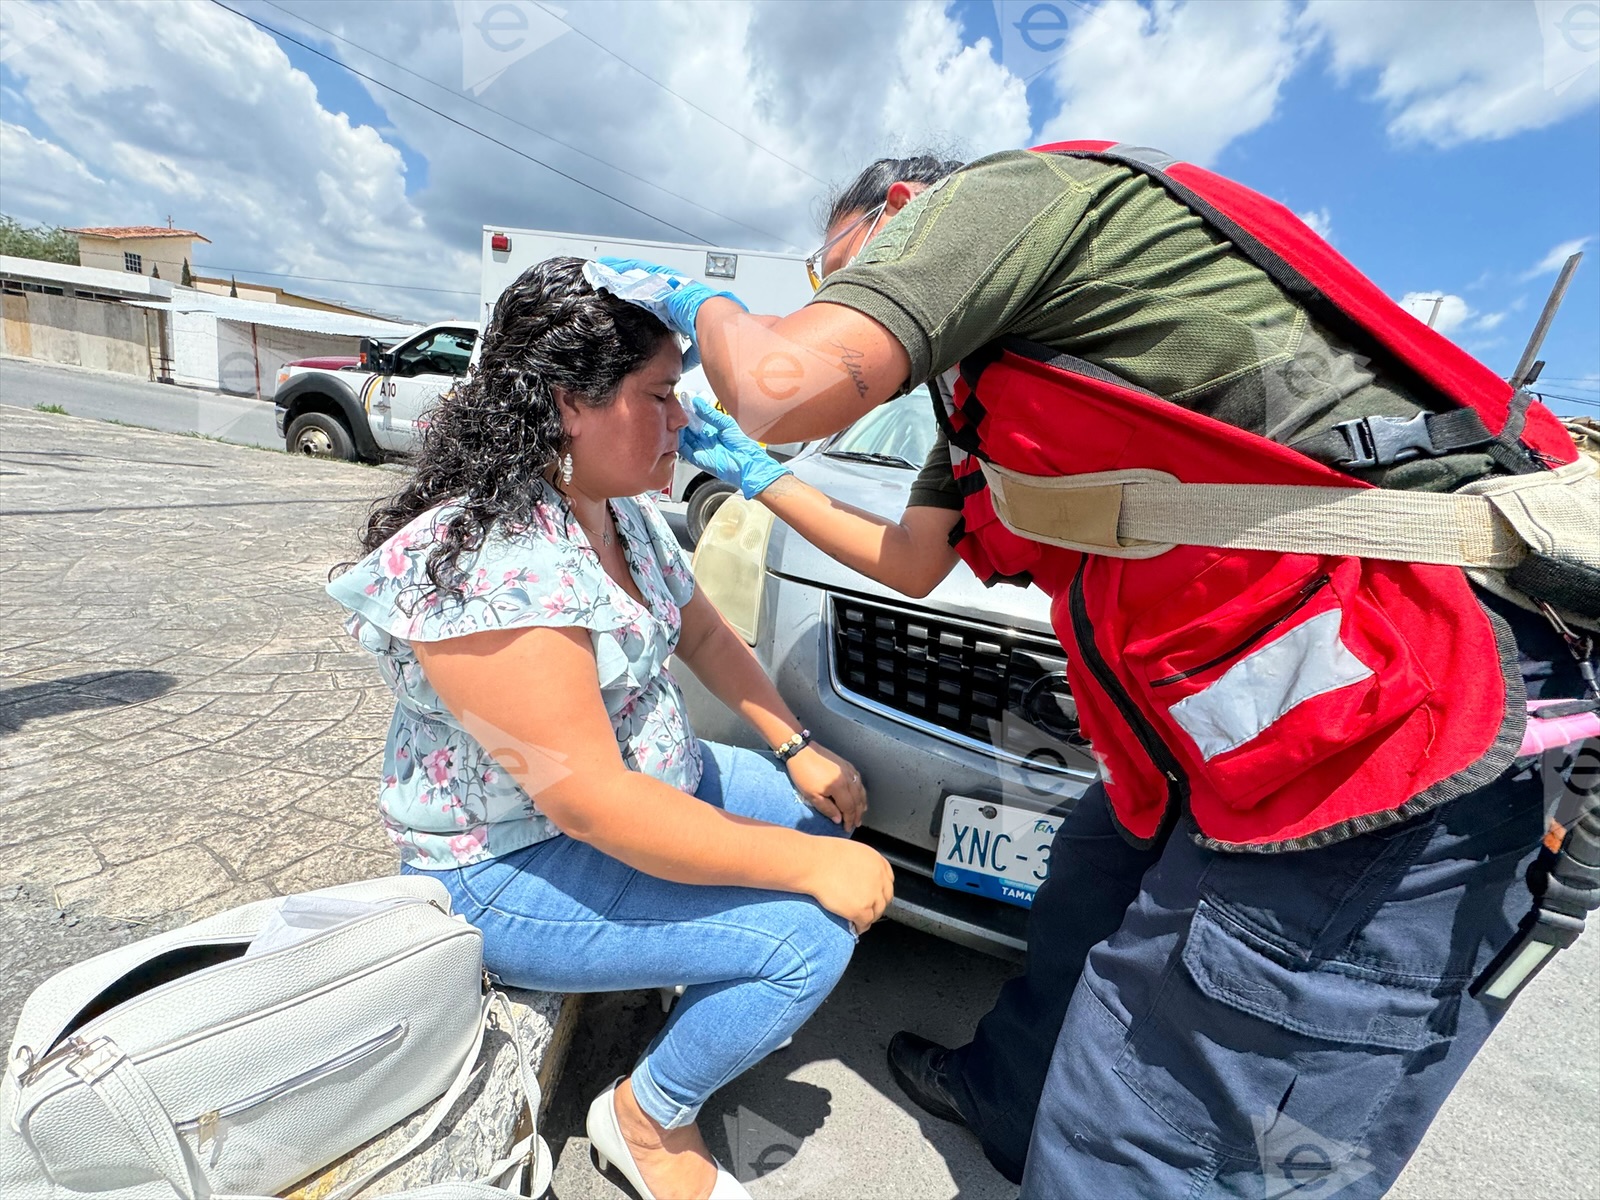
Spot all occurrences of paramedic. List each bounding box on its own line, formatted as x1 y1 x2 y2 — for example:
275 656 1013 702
606 147 1594 1197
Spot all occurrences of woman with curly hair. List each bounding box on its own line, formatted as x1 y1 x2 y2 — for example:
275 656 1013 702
327 257 892 1200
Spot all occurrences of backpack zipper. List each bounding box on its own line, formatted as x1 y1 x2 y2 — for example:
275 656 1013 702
1067 559 1188 806
1150 574 1332 688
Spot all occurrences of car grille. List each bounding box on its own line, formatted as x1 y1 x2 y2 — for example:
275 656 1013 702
829 596 1087 770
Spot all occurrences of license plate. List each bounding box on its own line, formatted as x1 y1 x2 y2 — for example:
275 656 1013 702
935 796 1060 909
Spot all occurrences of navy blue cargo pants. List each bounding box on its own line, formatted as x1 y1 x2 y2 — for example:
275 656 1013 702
941 594 1586 1197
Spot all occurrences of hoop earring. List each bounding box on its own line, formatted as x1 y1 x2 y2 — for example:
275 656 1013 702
560 453 573 486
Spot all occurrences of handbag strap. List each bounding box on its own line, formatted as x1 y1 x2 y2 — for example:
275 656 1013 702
276 990 549 1200
62 1037 197 1200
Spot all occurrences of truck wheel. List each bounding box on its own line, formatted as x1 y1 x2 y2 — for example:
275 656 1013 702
286 411 356 461
686 479 737 544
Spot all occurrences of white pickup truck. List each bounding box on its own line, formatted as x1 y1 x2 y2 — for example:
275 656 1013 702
273 321 479 462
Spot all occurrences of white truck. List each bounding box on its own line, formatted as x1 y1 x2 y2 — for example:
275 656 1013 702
273 320 479 462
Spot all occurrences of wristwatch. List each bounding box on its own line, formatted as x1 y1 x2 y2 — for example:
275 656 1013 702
774 729 813 762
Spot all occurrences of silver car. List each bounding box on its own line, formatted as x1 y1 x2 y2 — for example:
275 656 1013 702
677 388 1097 957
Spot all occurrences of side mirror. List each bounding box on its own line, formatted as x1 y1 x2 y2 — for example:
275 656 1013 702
359 338 394 374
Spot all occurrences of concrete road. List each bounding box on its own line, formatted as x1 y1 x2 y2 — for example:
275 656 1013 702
0 355 282 449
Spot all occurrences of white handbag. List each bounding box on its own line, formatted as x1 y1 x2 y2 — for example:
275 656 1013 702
0 876 553 1200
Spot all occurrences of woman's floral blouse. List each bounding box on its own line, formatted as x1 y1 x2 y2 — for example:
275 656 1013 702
327 484 702 869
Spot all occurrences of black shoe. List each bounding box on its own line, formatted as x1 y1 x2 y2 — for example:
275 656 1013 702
887 1031 968 1127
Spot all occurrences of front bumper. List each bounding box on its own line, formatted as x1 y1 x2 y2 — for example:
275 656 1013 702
273 405 286 437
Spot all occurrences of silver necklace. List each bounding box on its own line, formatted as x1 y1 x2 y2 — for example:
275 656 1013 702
577 511 614 549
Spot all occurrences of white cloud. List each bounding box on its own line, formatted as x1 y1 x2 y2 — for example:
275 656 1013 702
0 0 471 319
0 120 105 221
1034 0 1308 166
1302 0 1600 147
1401 291 1471 334
0 0 1031 323
1297 207 1333 241
1522 235 1594 280
1400 291 1508 339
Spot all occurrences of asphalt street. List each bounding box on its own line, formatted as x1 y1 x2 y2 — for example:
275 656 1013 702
0 355 281 449
2 360 1596 1199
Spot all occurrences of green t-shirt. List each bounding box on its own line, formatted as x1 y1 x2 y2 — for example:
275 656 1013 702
812 149 1491 509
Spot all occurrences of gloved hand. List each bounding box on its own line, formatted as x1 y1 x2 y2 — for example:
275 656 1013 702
677 393 791 500
591 257 747 343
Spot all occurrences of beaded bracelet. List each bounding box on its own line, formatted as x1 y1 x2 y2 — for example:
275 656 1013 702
774 728 813 762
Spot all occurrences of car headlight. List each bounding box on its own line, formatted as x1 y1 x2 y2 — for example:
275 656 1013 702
275 369 290 388
690 496 774 645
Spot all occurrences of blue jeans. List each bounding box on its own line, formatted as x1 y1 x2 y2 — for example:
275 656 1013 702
941 594 1588 1196
403 741 854 1129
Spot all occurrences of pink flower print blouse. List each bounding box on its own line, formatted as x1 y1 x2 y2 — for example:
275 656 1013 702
327 485 703 869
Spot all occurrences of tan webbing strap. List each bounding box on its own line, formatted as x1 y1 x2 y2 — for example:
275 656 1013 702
979 456 1600 569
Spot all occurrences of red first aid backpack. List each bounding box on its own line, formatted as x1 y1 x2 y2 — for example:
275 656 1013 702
936 141 1587 849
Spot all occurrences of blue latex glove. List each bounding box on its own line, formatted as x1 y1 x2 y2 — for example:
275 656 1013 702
592 256 747 342
677 394 791 500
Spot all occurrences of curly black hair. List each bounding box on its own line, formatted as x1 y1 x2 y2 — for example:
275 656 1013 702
352 256 673 597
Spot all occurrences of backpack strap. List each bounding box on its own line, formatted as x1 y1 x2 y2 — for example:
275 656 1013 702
1288 409 1497 470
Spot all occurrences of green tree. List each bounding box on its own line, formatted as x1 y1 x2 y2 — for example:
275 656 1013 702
0 215 80 264
228 275 238 297
181 257 192 286
150 265 161 279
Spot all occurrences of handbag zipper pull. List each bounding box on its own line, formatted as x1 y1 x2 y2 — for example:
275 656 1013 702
197 1109 219 1147
15 1036 88 1087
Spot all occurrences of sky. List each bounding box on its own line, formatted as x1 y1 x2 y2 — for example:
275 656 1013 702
1 0 1596 415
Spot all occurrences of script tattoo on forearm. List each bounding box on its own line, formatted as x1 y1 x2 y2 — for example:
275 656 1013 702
829 340 871 399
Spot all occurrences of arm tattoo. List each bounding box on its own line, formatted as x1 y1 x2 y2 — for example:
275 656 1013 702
829 340 871 399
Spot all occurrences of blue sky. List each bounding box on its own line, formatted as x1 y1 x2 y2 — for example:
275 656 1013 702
2 0 1596 412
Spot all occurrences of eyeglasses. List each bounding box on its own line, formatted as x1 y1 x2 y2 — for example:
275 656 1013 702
805 201 887 291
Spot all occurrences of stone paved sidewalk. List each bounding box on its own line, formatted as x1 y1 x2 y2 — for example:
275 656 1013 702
1 407 406 1018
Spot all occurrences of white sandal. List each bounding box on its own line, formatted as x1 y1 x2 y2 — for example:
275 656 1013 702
586 1077 750 1199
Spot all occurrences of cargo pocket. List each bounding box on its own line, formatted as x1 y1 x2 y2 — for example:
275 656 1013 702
1127 560 1434 809
1114 898 1449 1163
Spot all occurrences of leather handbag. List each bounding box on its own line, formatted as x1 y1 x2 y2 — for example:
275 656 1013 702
1 876 552 1199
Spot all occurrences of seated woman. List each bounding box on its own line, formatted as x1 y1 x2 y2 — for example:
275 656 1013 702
327 257 893 1200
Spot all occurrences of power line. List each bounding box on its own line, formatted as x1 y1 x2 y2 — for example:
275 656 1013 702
260 0 796 248
208 0 712 244
529 1 823 186
1536 391 1600 410
196 263 477 297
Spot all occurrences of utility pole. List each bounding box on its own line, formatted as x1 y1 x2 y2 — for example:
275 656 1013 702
1424 295 1445 329
1509 252 1583 389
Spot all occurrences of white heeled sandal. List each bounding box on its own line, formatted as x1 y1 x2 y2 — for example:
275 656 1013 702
586 1076 750 1200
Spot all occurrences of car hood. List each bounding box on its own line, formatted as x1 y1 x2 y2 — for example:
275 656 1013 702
775 453 1055 637
287 356 360 369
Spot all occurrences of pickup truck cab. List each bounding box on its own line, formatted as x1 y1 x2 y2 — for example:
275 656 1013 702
274 321 480 462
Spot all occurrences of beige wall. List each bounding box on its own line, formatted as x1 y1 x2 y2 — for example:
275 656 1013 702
76 236 197 284
0 292 154 377
192 278 277 304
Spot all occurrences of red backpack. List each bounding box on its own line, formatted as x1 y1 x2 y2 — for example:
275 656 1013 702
936 142 1587 849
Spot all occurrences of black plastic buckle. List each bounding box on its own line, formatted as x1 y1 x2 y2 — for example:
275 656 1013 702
1333 413 1436 469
